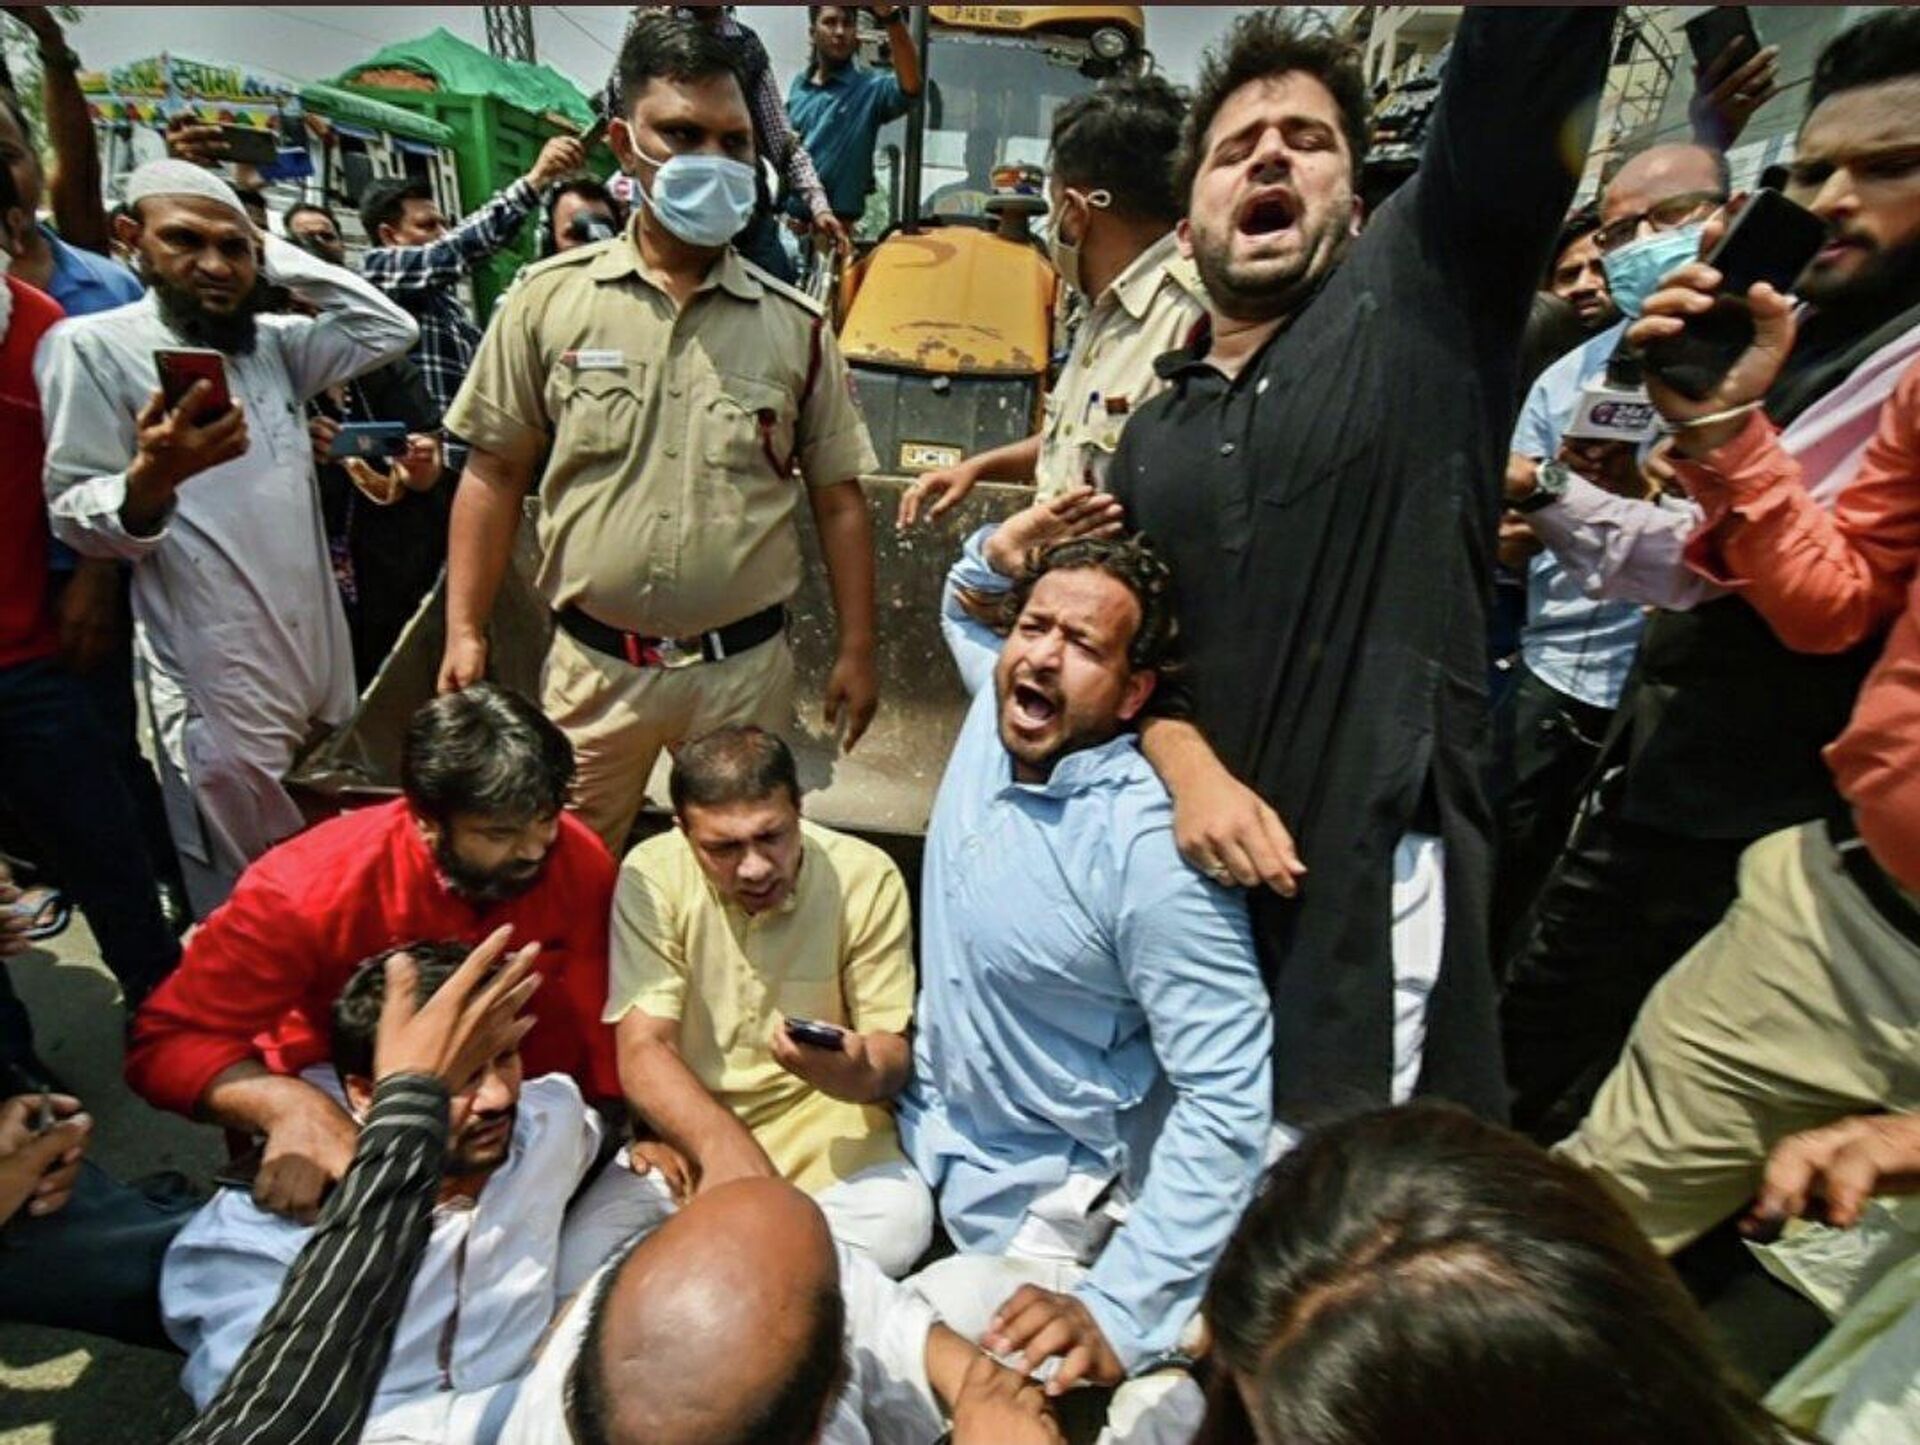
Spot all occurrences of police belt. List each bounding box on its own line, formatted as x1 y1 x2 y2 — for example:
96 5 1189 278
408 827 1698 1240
555 603 785 671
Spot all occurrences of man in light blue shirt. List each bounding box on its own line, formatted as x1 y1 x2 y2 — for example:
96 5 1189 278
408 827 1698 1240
1495 142 1731 960
899 495 1271 1412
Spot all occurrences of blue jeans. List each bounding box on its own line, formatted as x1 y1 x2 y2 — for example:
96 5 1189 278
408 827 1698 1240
0 1160 199 1349
0 657 180 1064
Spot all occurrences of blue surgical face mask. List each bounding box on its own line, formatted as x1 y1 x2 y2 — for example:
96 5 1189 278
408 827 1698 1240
1602 222 1706 319
632 146 757 250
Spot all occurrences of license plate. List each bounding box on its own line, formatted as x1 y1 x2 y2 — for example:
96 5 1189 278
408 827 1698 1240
900 441 963 472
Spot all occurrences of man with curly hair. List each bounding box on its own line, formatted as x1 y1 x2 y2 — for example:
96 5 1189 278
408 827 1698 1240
898 490 1271 1419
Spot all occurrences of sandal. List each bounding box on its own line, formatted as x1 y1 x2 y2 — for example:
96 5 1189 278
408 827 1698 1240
11 885 71 943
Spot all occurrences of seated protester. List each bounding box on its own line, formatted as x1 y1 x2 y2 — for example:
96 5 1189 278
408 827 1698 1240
540 177 623 258
499 1178 1052 1445
284 201 448 689
900 494 1271 1414
126 685 621 1223
163 939 596 1445
1557 253 1920 1256
1199 1105 1796 1445
604 725 932 1278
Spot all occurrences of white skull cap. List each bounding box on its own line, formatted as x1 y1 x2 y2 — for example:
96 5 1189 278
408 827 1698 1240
124 159 252 224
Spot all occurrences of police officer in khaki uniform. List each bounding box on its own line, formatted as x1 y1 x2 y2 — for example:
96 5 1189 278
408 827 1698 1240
898 75 1206 526
440 13 879 853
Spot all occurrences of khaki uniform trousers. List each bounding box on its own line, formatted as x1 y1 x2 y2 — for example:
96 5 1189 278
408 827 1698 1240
1560 821 1920 1256
541 625 797 853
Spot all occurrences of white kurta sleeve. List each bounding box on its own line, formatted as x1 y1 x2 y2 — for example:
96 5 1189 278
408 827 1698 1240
36 319 171 560
263 234 420 403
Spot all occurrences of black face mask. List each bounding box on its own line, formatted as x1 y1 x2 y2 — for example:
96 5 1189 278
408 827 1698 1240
147 268 268 356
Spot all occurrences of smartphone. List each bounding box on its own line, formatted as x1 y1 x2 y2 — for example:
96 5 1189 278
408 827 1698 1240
580 114 610 152
785 1017 847 1052
219 123 280 168
1640 189 1828 401
327 420 410 463
154 348 235 426
1684 6 1759 73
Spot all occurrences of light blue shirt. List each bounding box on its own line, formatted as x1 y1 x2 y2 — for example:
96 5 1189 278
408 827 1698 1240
1513 319 1647 710
899 528 1272 1372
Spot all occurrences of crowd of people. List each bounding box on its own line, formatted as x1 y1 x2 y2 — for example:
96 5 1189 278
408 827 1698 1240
2 3 1919 1443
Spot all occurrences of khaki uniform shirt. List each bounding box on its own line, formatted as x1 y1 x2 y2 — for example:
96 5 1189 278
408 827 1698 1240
1036 231 1209 499
606 820 915 1195
446 237 878 637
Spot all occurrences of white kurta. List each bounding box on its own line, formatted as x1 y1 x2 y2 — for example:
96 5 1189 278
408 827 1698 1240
161 1074 602 1445
36 235 418 914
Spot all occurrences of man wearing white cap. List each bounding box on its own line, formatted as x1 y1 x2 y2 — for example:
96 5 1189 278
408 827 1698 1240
37 160 419 916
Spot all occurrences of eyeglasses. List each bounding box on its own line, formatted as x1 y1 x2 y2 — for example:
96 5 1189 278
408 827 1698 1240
1593 191 1724 253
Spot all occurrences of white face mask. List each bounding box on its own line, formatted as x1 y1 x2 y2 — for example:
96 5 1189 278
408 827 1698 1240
1046 187 1111 296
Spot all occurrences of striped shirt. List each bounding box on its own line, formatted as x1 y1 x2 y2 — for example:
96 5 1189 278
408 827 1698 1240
170 1075 448 1445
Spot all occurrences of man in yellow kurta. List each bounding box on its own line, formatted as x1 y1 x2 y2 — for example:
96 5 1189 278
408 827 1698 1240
606 724 931 1277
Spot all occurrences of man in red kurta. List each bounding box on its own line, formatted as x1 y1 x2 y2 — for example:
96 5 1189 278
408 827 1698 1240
128 684 619 1220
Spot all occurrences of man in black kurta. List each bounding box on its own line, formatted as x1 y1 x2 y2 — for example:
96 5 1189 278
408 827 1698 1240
1108 8 1613 1123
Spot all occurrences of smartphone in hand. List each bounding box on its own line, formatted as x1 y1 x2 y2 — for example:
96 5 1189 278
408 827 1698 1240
154 348 235 426
1684 6 1759 74
1640 189 1827 400
785 1018 847 1052
327 421 411 463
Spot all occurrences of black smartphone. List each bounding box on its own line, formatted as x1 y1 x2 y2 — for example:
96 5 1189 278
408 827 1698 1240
1684 6 1759 74
785 1017 847 1052
580 115 610 152
218 123 280 168
1640 189 1828 401
328 421 410 463
154 348 235 426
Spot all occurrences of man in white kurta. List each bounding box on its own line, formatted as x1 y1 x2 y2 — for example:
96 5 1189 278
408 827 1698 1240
37 162 418 914
163 1069 603 1445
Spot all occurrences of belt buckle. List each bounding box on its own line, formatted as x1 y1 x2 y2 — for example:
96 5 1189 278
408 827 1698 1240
653 636 703 670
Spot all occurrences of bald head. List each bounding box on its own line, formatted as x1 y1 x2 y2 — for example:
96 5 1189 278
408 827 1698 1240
1601 143 1729 228
572 1179 846 1445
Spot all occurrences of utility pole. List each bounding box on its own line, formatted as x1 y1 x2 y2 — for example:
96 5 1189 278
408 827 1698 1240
484 4 538 63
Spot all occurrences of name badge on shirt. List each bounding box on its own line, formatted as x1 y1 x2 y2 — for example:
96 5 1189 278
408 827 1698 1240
564 349 627 372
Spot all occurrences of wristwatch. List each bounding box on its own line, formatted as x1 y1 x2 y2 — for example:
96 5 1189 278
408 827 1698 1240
1512 457 1573 515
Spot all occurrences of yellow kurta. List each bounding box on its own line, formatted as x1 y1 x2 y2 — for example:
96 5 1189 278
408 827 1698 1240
607 820 915 1194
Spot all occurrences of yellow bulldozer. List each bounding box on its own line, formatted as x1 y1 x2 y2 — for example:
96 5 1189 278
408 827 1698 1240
294 5 1153 853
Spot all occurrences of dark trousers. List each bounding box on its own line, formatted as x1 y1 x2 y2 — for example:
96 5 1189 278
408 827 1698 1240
1499 771 1750 1144
0 658 180 1065
0 1161 198 1350
1490 663 1614 965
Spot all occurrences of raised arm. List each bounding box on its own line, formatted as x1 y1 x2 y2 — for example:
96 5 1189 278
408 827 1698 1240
355 140 577 295
7 7 110 254
266 235 419 401
1412 7 1614 301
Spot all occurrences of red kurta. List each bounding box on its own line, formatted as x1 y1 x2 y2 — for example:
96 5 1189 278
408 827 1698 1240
127 798 620 1114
